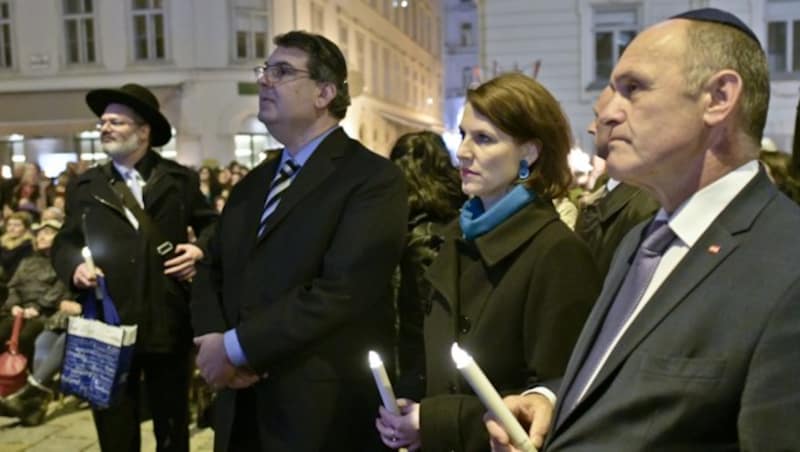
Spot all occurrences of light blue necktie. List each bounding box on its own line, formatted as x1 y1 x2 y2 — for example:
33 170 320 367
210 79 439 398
559 219 675 421
125 169 145 208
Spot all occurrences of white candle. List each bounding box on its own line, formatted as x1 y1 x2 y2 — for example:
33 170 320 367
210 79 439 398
81 246 96 275
451 343 537 452
368 351 400 415
82 246 103 298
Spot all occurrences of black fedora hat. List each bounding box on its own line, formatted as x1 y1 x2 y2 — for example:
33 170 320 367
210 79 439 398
86 83 172 147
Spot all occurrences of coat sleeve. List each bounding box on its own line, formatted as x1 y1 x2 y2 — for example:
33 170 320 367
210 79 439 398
523 231 601 385
234 162 408 372
3 261 23 309
190 204 228 335
420 395 489 452
51 178 88 291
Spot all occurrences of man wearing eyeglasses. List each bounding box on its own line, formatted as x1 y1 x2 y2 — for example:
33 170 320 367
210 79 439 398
52 83 218 452
191 31 408 451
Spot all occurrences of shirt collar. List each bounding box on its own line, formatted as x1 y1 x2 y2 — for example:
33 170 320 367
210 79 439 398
661 160 759 247
280 126 339 168
112 150 156 180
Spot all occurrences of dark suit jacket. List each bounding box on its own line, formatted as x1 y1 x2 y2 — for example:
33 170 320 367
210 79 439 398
191 128 408 451
419 198 601 452
546 170 800 451
52 151 217 353
575 182 659 277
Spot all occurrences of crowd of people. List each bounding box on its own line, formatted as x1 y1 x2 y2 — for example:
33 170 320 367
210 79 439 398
0 7 799 452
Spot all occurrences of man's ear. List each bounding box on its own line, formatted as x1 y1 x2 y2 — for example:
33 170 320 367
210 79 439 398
702 69 742 128
521 139 541 167
315 82 337 110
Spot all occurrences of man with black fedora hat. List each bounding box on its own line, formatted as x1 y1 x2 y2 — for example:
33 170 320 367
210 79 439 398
52 83 217 452
487 7 800 452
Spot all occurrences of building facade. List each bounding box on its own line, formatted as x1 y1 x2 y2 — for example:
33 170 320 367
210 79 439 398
442 0 478 151
477 0 798 156
0 0 444 176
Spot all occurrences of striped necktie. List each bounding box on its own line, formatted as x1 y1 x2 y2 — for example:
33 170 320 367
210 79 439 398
257 159 300 238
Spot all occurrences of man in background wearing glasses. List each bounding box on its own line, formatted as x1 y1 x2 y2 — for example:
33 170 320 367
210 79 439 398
52 83 218 452
192 31 407 451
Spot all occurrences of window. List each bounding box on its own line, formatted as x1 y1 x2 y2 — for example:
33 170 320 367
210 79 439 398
370 40 379 96
310 2 324 34
462 66 473 90
460 22 473 47
0 2 12 68
355 32 365 72
766 0 800 76
131 0 167 61
64 0 96 64
592 7 638 84
234 8 269 61
383 47 391 100
338 21 349 60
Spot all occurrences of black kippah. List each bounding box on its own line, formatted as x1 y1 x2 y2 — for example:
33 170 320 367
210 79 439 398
671 8 760 46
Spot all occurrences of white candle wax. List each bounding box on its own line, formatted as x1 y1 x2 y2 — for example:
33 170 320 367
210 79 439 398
451 343 537 452
368 351 400 415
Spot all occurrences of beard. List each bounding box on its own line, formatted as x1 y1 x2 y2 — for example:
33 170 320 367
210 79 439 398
102 131 141 157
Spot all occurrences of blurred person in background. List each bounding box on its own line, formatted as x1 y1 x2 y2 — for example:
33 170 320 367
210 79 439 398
0 211 34 299
574 87 658 277
759 147 800 203
0 219 73 426
198 165 221 204
389 131 465 400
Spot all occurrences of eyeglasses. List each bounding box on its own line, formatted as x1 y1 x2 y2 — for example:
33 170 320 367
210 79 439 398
253 63 311 84
96 118 139 130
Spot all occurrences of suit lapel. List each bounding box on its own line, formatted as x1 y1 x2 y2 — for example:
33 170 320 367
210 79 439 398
464 200 557 329
556 171 776 433
426 228 460 319
87 163 136 228
256 129 346 242
552 222 643 431
142 156 172 209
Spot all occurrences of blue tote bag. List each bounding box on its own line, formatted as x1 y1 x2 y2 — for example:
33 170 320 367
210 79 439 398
61 276 137 409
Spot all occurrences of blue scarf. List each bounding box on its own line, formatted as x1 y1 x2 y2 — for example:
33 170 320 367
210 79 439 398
459 185 537 240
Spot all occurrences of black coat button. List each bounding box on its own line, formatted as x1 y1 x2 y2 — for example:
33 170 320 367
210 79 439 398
459 315 471 334
448 383 458 394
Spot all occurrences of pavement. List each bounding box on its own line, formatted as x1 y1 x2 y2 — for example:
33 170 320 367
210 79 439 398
0 396 214 452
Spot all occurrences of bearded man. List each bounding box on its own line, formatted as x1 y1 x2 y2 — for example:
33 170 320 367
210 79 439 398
52 83 217 452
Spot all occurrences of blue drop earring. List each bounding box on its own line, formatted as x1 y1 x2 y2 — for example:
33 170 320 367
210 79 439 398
518 160 530 180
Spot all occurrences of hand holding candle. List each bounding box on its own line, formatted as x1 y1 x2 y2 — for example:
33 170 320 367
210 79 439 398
451 343 537 452
81 246 103 298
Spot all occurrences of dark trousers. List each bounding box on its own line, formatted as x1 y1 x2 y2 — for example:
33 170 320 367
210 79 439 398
92 351 191 452
228 387 261 451
0 314 44 360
